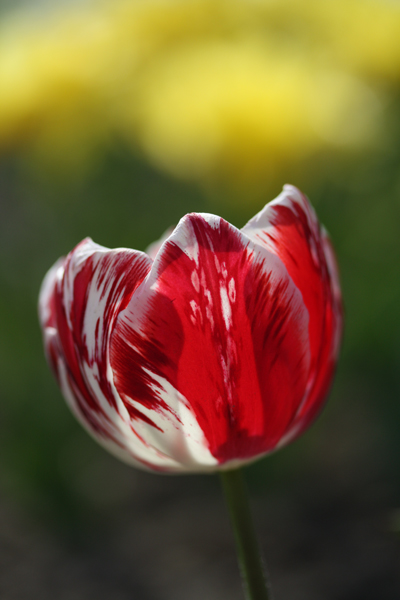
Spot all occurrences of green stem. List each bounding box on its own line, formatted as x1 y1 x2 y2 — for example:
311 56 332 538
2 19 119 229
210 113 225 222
220 468 272 600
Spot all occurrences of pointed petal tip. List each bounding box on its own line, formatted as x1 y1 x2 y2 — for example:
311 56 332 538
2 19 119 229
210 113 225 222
282 183 302 195
280 184 312 209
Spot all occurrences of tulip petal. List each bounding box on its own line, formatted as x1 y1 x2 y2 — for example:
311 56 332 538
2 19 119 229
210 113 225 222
38 239 180 470
111 212 311 468
241 185 343 444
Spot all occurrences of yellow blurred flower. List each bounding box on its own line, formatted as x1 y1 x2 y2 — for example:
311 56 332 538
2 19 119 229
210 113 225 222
127 38 378 192
0 6 116 170
0 0 398 194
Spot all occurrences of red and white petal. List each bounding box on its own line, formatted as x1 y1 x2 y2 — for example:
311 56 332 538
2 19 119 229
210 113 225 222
242 185 343 444
111 212 311 470
38 239 182 470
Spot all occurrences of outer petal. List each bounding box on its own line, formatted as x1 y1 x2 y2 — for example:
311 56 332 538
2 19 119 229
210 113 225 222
111 212 312 469
241 185 343 445
38 238 185 471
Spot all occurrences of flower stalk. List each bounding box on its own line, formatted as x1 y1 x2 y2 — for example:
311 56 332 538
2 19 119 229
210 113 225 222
220 468 272 600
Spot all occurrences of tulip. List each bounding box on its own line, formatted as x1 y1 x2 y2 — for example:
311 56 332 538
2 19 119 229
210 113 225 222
39 185 342 474
39 184 342 600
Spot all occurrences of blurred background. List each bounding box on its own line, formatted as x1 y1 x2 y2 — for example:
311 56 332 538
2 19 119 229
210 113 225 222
0 0 400 598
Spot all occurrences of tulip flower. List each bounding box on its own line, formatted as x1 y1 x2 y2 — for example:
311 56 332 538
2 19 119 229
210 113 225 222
39 185 342 599
39 185 342 472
